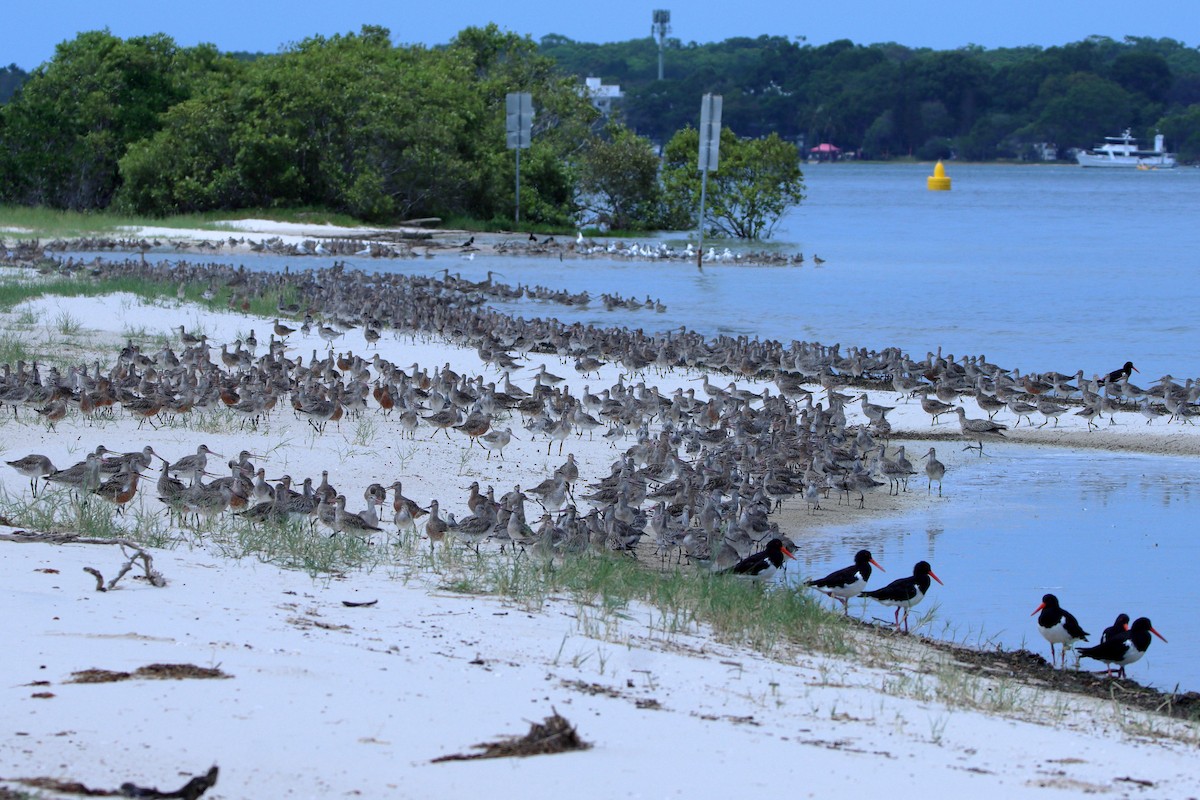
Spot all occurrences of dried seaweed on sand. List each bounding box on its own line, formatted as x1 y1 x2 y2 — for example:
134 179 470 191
432 711 590 762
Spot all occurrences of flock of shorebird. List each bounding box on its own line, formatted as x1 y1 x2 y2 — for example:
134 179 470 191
6 234 814 267
0 251 1192 679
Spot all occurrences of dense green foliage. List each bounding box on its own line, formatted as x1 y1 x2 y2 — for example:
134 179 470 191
0 25 597 225
0 64 28 104
0 32 230 209
575 121 664 230
541 34 1200 161
662 128 805 239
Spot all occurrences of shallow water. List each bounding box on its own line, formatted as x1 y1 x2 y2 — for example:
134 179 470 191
788 443 1200 691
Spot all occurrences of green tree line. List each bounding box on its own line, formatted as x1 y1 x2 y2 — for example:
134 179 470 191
11 27 1195 235
0 25 806 237
0 25 602 226
541 33 1200 161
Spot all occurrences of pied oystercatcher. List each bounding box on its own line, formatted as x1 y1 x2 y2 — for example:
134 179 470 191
1031 593 1089 668
726 538 795 581
1100 613 1130 644
861 560 943 633
804 549 884 613
1078 617 1166 678
1098 360 1138 386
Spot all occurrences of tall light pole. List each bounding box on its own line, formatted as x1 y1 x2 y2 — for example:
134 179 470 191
652 10 670 81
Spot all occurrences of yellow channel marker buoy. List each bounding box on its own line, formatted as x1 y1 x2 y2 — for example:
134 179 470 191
927 160 951 191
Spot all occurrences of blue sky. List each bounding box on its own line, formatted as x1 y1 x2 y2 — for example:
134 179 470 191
5 0 1194 70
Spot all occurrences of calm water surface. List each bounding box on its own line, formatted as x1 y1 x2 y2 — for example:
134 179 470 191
84 163 1200 689
788 443 1200 692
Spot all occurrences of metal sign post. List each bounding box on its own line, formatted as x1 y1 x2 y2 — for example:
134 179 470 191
506 92 533 225
696 93 722 268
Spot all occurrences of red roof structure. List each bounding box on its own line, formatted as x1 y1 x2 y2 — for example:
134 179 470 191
809 142 841 162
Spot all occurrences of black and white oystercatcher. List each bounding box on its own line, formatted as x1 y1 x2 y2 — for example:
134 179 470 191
805 549 884 613
1100 613 1130 644
1098 361 1138 386
861 560 943 632
1078 617 1166 678
1031 593 1089 668
726 538 795 581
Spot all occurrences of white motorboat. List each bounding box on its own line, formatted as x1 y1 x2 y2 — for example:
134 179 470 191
1076 129 1176 169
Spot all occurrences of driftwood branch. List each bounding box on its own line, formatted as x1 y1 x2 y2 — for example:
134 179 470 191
83 566 106 592
0 529 165 590
82 541 167 592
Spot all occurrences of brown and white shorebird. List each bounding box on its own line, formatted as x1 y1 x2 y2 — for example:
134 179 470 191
45 450 105 497
100 445 165 475
6 454 56 496
921 447 946 496
453 408 492 446
35 388 69 430
554 453 579 491
423 407 460 439
317 324 343 348
91 464 143 514
334 495 382 538
954 406 1007 455
388 481 427 532
920 394 956 425
452 501 497 553
156 460 188 513
479 426 516 460
169 444 222 485
176 325 202 347
464 481 486 516
424 499 449 550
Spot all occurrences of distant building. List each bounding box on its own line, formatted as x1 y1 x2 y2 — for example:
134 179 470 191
583 77 623 117
809 143 842 163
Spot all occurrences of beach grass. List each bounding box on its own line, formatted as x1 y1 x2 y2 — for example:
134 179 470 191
54 310 83 336
436 546 852 658
0 273 165 312
0 268 286 322
216 517 379 574
0 488 174 545
0 330 32 364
